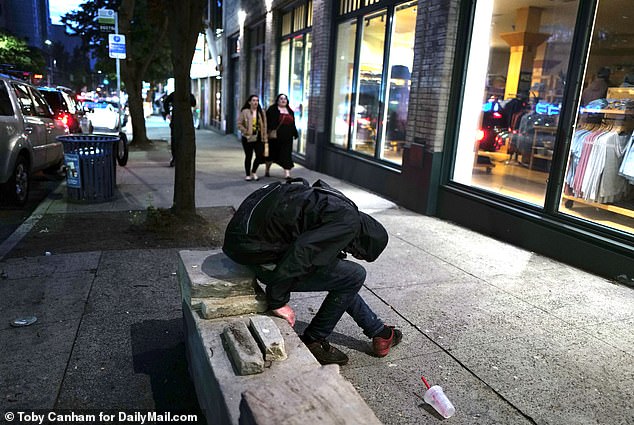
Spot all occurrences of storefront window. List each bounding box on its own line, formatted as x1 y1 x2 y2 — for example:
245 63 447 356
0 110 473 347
279 40 290 97
278 2 311 156
453 1 578 206
352 9 386 157
292 33 311 155
558 0 634 235
331 19 357 149
332 2 417 164
380 1 416 165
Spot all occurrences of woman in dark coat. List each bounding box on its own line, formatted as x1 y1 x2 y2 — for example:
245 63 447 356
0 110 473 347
265 94 299 179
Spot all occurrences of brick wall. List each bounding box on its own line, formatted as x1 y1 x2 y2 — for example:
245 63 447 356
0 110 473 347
307 0 333 134
406 0 460 153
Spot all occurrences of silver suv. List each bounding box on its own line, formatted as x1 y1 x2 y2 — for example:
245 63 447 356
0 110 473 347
0 75 68 205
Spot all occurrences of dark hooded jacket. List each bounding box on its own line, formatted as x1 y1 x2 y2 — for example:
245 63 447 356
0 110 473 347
222 179 388 309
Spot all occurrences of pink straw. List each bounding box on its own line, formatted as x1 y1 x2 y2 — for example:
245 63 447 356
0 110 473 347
421 376 431 390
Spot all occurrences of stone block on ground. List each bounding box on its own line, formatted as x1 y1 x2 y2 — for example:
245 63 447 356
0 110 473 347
183 304 320 425
238 364 382 425
223 321 265 376
178 249 258 301
249 315 287 361
179 250 268 318
197 293 268 319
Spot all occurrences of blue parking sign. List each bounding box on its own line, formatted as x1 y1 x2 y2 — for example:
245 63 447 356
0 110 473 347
108 34 126 59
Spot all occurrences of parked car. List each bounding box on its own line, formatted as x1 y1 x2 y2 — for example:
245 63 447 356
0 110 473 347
0 74 68 205
37 86 86 133
106 100 129 128
84 100 120 131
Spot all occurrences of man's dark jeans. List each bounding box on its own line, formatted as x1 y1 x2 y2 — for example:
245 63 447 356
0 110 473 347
295 259 384 341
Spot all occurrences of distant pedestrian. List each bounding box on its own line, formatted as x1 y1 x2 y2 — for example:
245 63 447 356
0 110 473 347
157 93 168 120
265 94 298 180
237 95 268 181
163 91 197 167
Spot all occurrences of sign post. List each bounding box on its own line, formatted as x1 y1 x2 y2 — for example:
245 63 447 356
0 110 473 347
101 9 125 134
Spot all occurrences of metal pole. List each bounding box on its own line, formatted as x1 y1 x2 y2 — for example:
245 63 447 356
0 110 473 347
115 12 122 133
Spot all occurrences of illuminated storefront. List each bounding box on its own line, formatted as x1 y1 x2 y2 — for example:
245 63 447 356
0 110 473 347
220 0 633 278
441 0 633 276
277 2 312 156
330 0 416 165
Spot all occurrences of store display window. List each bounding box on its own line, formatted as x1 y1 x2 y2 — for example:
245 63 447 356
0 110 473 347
559 1 634 235
331 18 357 150
380 1 415 164
330 1 417 165
453 1 578 207
278 2 312 156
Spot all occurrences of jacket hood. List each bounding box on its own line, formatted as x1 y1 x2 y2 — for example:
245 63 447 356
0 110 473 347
347 212 388 262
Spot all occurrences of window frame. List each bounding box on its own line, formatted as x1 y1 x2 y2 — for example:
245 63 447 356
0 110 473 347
329 0 415 167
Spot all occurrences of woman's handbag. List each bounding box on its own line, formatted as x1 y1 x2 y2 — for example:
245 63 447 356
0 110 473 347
246 134 258 142
268 122 281 139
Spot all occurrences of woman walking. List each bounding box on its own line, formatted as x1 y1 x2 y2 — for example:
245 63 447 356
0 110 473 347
265 94 298 179
237 95 268 181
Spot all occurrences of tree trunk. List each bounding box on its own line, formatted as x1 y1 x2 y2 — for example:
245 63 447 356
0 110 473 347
167 0 205 217
125 69 149 144
118 0 158 145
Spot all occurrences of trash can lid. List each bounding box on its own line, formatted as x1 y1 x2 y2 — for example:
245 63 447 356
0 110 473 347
57 134 120 143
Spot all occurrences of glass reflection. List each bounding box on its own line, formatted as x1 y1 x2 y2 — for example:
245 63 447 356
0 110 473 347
352 9 386 157
380 1 416 165
559 0 634 235
331 19 357 149
453 1 578 207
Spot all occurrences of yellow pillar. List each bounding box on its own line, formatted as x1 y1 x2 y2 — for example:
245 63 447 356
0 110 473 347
500 7 550 100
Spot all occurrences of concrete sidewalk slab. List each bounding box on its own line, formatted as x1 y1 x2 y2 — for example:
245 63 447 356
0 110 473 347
0 271 94 327
451 330 634 425
341 351 535 424
55 310 197 412
1 319 79 410
85 249 180 315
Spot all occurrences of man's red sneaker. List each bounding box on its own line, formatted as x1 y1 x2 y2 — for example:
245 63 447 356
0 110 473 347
372 326 402 357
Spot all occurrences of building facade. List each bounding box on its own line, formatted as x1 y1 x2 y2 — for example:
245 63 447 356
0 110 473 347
210 0 634 280
1 0 50 47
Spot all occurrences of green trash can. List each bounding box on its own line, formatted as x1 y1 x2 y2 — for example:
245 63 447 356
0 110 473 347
57 135 118 203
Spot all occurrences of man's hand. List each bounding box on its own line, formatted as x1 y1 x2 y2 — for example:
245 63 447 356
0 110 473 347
271 304 296 327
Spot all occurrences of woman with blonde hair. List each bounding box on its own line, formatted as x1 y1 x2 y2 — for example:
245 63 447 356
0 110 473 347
237 95 268 181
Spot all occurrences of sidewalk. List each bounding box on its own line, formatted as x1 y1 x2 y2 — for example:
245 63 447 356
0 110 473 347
0 116 632 424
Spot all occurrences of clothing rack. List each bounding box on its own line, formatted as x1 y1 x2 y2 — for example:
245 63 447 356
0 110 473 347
563 106 634 218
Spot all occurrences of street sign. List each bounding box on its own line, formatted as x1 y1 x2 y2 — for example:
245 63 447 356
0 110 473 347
98 8 116 33
108 34 126 59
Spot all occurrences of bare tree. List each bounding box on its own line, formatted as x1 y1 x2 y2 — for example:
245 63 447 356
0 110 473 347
166 0 205 216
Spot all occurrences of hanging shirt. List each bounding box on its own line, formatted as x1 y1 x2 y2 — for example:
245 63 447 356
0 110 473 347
598 132 630 203
618 133 634 183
